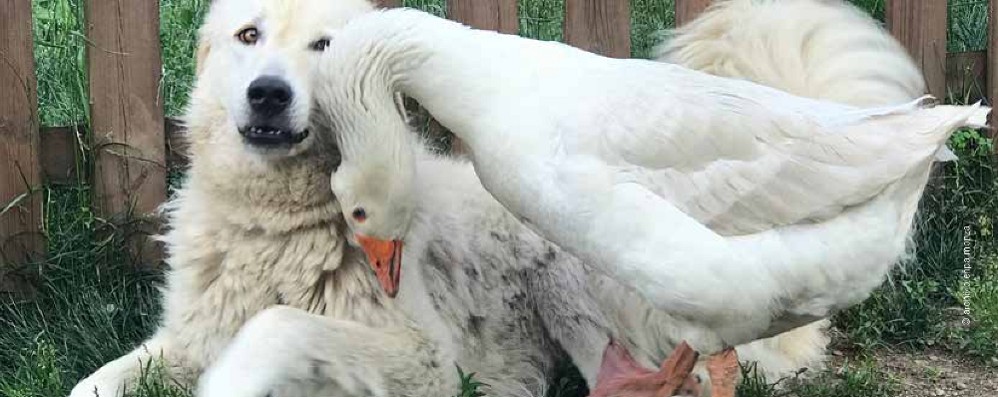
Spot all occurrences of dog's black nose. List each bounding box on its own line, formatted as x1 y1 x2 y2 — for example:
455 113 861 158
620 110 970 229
247 76 293 117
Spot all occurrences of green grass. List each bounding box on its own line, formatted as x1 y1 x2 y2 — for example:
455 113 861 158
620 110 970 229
0 186 175 396
31 0 88 127
160 0 211 117
948 0 990 52
957 256 998 359
6 1 997 397
737 360 899 397
454 367 489 397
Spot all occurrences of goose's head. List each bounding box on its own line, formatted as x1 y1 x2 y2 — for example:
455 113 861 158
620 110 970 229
314 23 421 298
331 150 416 298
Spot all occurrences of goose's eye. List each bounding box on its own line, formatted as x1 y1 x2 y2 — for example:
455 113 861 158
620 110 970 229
236 27 259 45
352 208 367 222
310 37 331 51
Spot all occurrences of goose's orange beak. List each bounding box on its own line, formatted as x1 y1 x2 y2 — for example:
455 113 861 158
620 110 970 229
356 234 403 298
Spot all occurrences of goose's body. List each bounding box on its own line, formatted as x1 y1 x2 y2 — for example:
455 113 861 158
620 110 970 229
320 8 988 353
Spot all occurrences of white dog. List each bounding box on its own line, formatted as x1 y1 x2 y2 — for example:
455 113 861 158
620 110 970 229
71 0 925 396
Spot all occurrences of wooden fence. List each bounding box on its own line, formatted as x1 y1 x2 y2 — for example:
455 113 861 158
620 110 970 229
1 0 996 277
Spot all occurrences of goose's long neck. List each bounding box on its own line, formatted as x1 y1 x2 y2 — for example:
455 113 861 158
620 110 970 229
338 9 532 146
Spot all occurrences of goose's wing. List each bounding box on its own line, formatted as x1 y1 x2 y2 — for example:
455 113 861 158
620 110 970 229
577 65 978 235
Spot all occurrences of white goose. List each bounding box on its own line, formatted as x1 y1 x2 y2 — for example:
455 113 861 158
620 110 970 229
316 8 989 397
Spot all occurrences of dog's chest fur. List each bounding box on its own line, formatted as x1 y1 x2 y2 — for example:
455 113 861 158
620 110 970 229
162 150 569 394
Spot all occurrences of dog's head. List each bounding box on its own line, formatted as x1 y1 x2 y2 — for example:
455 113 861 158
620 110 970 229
187 0 373 160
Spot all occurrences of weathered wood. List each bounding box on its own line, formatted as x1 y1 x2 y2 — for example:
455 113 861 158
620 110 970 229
564 0 631 58
448 0 519 34
886 0 948 99
164 118 189 170
39 126 81 184
0 0 45 288
946 51 988 104
86 2 167 215
86 1 167 263
675 0 712 27
375 0 401 8
39 119 186 184
990 0 997 139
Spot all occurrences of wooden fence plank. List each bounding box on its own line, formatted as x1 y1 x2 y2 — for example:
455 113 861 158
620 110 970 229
0 0 45 290
164 118 189 170
448 0 519 34
564 0 631 58
990 0 997 139
39 126 80 184
86 1 167 216
375 0 401 8
675 0 712 27
86 0 167 263
886 0 948 100
40 120 186 186
946 51 988 104
946 51 988 103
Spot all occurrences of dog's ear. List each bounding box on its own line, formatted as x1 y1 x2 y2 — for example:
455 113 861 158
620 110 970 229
195 38 211 76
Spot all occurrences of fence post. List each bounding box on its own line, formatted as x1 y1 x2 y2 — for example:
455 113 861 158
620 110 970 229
86 0 167 264
675 0 712 27
447 0 519 34
0 0 45 292
885 0 948 100
990 0 997 140
564 0 631 58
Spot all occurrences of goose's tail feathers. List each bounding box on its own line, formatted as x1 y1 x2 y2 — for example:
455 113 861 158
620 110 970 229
654 0 989 382
961 101 992 128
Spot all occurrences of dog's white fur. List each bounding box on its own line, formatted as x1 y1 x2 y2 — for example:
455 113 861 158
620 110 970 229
71 0 926 396
654 0 925 106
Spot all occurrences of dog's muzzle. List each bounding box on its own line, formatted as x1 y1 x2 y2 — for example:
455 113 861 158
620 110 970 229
239 76 309 147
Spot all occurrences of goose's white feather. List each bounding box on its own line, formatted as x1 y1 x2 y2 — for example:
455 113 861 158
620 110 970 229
320 8 989 352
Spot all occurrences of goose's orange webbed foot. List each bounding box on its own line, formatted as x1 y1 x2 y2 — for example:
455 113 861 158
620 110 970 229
706 348 739 397
588 340 702 397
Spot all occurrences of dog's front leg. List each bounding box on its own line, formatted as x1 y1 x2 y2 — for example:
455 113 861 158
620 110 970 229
197 306 454 397
69 335 183 397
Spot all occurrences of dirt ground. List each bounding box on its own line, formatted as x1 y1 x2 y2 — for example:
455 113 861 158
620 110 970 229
834 349 998 397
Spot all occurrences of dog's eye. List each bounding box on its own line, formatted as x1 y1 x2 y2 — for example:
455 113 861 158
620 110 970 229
352 208 367 222
236 27 260 45
310 37 331 52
